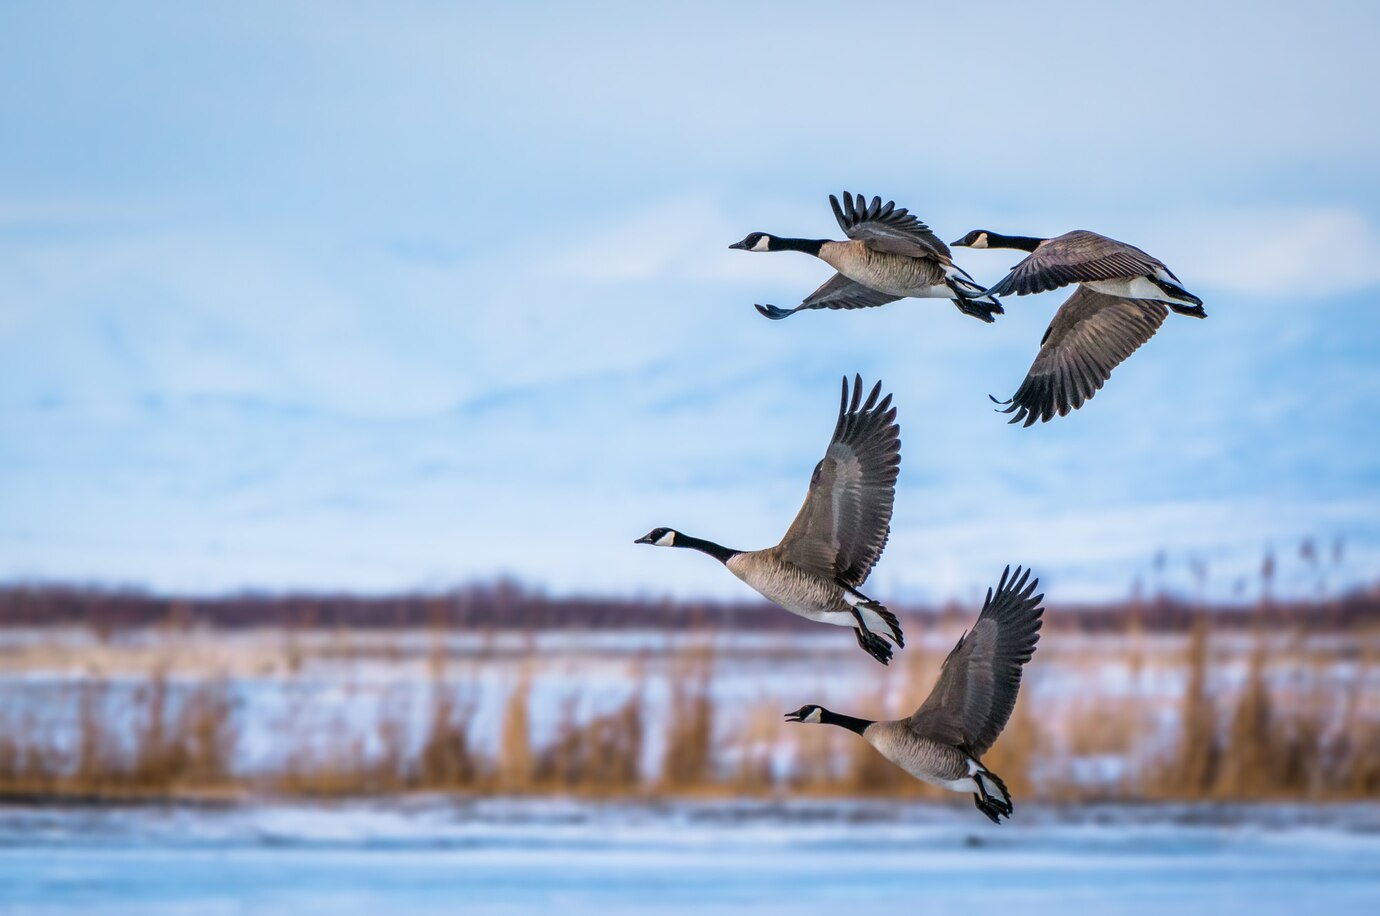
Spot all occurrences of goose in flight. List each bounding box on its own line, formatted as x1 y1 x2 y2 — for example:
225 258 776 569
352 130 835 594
730 192 1003 323
786 566 1043 822
636 375 904 664
952 229 1205 426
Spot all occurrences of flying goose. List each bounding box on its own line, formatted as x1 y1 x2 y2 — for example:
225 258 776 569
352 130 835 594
785 566 1043 822
730 192 1003 323
951 229 1205 426
636 375 904 664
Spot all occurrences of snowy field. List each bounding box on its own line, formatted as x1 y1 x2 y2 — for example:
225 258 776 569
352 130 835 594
2 800 1379 915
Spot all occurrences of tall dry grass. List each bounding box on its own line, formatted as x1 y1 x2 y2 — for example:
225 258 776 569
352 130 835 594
0 669 235 798
1 613 1378 803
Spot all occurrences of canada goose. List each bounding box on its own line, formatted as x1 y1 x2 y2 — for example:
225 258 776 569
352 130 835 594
951 229 1205 426
636 375 904 664
730 192 1003 323
785 566 1043 822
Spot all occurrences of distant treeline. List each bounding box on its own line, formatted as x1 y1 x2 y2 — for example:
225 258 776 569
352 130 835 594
2 580 1379 631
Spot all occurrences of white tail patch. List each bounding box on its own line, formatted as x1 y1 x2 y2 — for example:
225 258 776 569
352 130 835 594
842 591 898 643
977 770 1009 806
945 266 981 288
940 776 980 794
860 607 894 639
1086 276 1196 305
843 590 894 641
945 267 997 303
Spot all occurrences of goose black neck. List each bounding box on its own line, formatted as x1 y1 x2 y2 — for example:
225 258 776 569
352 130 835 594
773 237 827 256
674 534 740 565
820 709 874 735
986 233 1044 252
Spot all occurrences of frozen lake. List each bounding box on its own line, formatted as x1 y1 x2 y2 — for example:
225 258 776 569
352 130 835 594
2 800 1379 914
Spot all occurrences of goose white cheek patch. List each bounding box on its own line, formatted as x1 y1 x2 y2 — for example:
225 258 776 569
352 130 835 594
752 236 771 252
655 531 676 547
803 708 823 723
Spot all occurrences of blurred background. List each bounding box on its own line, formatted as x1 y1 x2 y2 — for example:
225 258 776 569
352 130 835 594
2 2 1379 913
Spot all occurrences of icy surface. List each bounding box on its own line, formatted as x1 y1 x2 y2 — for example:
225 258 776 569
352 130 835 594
2 799 1379 914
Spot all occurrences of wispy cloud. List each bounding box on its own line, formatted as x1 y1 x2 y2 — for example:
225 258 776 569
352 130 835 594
1152 207 1380 297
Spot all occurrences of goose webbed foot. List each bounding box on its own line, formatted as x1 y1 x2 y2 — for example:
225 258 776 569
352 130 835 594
1168 302 1207 319
755 303 795 320
853 625 893 666
973 795 1004 824
950 296 1002 324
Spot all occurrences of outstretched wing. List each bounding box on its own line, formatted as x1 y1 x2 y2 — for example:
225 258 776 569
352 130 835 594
831 191 951 262
756 272 902 319
995 288 1169 426
775 375 901 587
986 230 1167 297
907 566 1043 757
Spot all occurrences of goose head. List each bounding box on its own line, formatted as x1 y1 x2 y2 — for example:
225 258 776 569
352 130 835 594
728 232 777 253
952 230 1044 252
950 229 992 249
783 704 826 724
634 527 681 547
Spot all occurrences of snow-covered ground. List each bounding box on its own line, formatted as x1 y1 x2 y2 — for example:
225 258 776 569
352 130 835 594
2 800 1379 914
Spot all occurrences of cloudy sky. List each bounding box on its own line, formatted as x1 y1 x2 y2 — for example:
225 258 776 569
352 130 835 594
2 1 1378 602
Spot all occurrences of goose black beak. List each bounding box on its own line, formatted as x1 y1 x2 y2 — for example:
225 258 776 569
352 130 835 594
949 238 967 247
634 534 655 544
783 711 803 723
728 240 749 250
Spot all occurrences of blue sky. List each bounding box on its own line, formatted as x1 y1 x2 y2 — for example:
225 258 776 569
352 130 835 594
2 1 1379 602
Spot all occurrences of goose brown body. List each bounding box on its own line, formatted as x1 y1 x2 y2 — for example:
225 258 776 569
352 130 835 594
817 240 951 297
862 723 975 787
725 552 858 622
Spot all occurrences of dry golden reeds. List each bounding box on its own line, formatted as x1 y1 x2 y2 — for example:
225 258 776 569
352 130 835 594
2 603 1378 803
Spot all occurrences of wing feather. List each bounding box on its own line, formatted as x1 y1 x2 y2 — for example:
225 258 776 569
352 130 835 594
986 230 1167 297
995 288 1168 427
756 272 902 319
776 375 901 586
830 191 951 262
907 567 1044 756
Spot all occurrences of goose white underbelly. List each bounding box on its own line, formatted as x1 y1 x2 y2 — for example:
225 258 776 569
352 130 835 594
1084 274 1189 303
842 272 952 299
883 752 979 793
